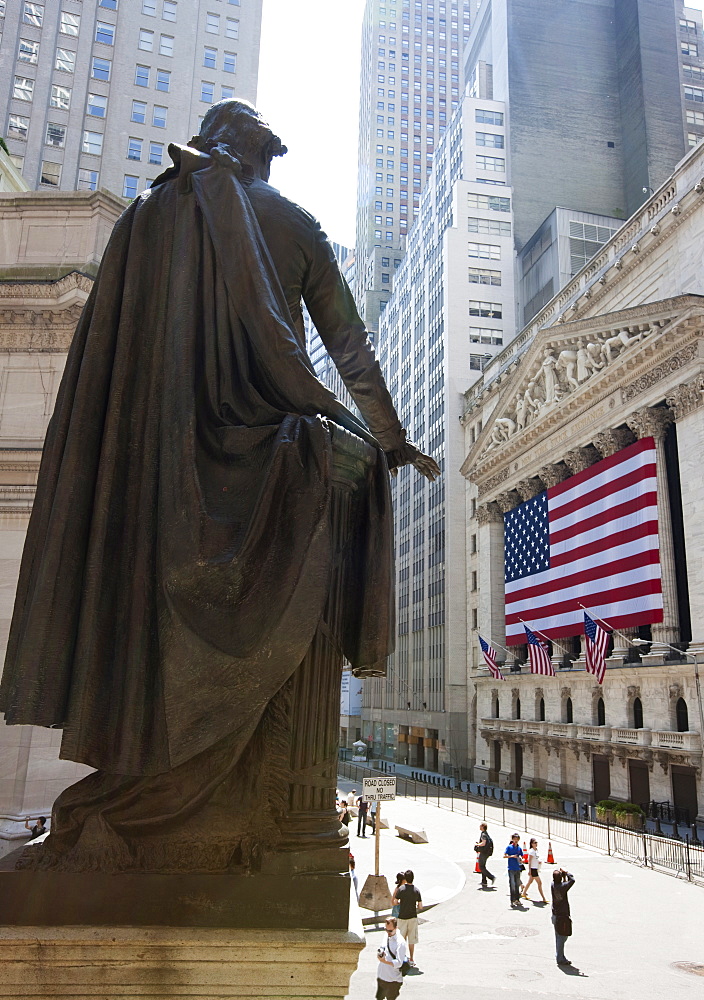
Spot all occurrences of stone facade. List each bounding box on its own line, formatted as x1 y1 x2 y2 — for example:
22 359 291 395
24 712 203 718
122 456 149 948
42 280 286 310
0 189 123 854
461 140 704 823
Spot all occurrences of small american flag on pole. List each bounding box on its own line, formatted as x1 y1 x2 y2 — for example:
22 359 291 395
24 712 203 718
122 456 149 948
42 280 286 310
523 624 555 676
479 635 505 681
584 611 609 684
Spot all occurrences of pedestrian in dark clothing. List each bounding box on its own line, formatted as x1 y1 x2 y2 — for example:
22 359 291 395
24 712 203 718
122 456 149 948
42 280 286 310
551 869 575 966
357 797 369 838
474 822 495 887
503 832 524 906
393 868 422 966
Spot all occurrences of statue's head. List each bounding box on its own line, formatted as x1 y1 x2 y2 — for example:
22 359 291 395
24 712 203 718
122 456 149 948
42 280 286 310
188 99 287 180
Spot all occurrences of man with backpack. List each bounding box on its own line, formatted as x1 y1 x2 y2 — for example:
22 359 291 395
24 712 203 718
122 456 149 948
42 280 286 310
474 822 495 888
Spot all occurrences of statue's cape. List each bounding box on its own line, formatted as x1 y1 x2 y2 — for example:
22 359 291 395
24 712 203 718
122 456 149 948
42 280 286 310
0 148 394 775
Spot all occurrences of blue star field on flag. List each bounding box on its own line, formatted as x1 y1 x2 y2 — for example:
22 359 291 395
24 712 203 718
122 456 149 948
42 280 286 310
504 493 550 583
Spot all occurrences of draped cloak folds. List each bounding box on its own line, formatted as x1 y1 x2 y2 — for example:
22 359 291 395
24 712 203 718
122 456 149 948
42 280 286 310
0 145 401 778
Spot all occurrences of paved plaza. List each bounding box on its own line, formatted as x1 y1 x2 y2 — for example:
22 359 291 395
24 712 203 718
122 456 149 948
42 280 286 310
340 780 703 1000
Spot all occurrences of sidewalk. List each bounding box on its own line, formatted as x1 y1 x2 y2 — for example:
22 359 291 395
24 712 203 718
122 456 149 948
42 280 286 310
339 778 703 1000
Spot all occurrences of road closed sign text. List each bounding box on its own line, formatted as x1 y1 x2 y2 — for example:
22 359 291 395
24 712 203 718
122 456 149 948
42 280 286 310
362 776 397 801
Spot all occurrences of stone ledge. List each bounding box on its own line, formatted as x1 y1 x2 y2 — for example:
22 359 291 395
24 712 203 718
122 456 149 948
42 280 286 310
0 922 365 999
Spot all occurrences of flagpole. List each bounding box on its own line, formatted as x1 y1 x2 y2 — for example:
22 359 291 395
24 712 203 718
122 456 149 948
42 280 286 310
475 630 514 661
577 602 638 648
517 618 572 659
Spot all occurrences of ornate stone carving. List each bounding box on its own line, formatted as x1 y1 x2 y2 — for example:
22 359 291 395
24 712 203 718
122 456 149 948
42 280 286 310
593 427 635 458
538 462 570 488
621 344 698 403
665 377 704 421
477 467 509 497
627 405 674 442
476 501 504 525
563 445 600 475
515 477 544 501
495 490 522 513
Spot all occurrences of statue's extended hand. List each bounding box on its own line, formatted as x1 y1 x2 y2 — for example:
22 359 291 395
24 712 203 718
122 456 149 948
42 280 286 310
386 442 440 481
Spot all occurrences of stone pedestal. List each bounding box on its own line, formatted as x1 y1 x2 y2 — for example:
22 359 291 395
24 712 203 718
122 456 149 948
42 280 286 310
0 922 365 999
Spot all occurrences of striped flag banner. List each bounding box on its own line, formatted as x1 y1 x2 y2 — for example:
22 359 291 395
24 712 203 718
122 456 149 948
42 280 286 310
504 438 662 644
478 635 505 680
523 624 555 676
584 611 609 684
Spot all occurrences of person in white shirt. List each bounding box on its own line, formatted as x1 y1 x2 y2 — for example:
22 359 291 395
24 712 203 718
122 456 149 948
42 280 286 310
347 789 357 807
521 837 548 903
376 916 407 999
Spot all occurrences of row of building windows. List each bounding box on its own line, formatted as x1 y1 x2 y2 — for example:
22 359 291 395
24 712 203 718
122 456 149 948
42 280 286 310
492 694 690 733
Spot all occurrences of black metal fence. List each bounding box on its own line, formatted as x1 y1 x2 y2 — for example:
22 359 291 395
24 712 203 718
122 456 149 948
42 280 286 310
338 760 704 886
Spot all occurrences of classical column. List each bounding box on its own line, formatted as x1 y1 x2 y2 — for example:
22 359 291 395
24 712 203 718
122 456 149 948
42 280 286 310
538 462 570 488
563 445 600 476
495 489 522 513
476 501 506 653
515 477 544 502
626 406 678 649
593 427 635 459
665 378 704 653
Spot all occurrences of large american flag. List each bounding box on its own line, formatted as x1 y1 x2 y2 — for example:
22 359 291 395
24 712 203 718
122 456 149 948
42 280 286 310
584 612 609 684
524 624 555 676
478 635 505 681
504 438 662 644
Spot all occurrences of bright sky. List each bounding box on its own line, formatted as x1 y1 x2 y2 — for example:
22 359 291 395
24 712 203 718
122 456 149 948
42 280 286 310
257 0 367 248
257 0 704 249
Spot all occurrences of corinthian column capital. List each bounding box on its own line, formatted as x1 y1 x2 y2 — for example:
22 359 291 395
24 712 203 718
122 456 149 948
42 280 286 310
593 427 635 459
476 501 504 525
563 445 600 475
626 406 674 442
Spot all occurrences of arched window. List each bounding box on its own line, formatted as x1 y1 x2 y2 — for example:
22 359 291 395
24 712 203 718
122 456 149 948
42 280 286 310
515 697 521 720
597 697 605 726
566 697 573 723
676 698 689 732
633 697 643 729
493 696 500 719
539 697 545 721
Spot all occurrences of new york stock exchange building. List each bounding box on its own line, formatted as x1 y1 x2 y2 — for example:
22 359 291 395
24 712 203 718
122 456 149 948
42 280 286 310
462 140 704 829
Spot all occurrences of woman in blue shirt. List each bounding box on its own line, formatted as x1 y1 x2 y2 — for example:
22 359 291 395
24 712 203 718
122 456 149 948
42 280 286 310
503 833 524 907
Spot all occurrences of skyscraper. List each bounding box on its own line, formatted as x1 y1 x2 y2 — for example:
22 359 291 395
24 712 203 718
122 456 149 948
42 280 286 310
0 0 262 199
353 0 472 333
361 0 692 777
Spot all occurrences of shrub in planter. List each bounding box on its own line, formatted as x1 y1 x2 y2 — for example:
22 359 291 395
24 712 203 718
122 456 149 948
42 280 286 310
540 789 563 811
596 799 618 823
613 802 645 828
525 787 543 802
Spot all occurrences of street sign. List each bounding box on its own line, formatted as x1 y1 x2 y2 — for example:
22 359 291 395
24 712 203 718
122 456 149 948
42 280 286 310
362 776 396 801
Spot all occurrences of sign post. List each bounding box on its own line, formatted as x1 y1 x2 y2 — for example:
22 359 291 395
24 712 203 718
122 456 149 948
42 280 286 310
357 777 397 914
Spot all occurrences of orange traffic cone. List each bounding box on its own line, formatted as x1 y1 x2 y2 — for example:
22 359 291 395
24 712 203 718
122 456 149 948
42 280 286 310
547 841 555 864
475 858 481 873
522 841 529 863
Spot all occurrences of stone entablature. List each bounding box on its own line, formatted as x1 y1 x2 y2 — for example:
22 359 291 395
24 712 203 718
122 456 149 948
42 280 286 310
461 296 704 499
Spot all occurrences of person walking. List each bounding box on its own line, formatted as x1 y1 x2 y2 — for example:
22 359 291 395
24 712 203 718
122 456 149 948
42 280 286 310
356 795 369 838
391 872 405 917
375 916 407 1000
521 838 547 902
474 822 495 888
551 868 576 966
347 789 357 807
503 832 524 907
393 869 422 967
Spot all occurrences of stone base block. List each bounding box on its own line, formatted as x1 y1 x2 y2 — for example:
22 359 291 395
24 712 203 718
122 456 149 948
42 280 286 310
0 923 365 999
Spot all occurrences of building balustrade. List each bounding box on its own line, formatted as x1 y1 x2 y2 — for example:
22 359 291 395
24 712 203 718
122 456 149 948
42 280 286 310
480 717 702 753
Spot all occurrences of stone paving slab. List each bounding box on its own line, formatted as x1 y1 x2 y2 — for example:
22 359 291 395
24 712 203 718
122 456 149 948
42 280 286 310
339 779 703 1000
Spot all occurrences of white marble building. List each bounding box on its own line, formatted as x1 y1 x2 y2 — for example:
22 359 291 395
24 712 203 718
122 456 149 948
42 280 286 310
461 140 704 824
0 188 123 853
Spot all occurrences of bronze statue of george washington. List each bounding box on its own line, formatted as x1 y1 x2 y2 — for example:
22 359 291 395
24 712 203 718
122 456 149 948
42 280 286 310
0 100 437 873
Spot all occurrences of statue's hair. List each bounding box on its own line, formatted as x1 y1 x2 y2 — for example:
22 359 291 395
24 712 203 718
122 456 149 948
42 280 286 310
188 99 287 159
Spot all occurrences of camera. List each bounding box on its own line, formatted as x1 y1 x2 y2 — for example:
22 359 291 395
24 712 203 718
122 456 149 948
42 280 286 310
377 947 386 957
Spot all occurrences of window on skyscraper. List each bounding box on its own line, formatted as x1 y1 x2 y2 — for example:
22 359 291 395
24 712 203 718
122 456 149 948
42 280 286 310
476 155 505 171
13 77 34 101
469 301 502 318
56 48 76 72
204 46 217 67
83 131 104 156
18 39 39 64
681 41 698 56
156 69 171 91
149 142 164 165
96 21 115 45
60 11 80 34
40 161 61 186
476 132 504 148
8 115 29 140
135 64 149 86
123 175 139 199
684 86 704 102
162 0 177 18
23 3 43 27
131 100 147 123
206 12 220 33
160 35 174 56
139 29 154 50
87 93 108 118
51 85 71 109
153 105 167 127
201 81 215 103
127 137 142 161
468 243 500 260
78 168 100 191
